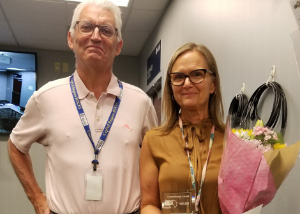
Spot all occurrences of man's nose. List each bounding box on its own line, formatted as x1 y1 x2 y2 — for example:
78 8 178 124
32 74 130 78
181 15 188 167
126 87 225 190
91 27 102 40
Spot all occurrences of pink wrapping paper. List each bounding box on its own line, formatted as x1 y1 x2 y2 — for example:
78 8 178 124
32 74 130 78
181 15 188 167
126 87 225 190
218 129 276 214
218 124 300 214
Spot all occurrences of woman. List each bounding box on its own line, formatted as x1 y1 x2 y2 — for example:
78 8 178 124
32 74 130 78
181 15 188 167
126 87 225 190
140 43 225 214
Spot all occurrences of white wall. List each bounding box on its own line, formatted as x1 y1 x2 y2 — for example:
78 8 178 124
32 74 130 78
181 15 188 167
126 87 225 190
139 0 300 213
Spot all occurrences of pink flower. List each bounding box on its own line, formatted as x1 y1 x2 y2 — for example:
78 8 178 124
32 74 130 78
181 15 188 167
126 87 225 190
264 135 271 141
257 144 265 152
252 139 262 147
266 130 274 136
253 126 265 136
264 144 272 152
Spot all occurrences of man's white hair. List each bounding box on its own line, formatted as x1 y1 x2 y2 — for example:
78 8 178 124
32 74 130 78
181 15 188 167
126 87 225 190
69 0 122 41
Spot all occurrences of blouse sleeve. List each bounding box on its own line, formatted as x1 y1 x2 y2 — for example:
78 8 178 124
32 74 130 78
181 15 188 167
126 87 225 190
140 133 161 210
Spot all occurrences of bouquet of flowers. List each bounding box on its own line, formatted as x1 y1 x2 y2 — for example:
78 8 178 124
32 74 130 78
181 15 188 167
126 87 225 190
218 118 300 214
231 119 286 153
218 81 300 214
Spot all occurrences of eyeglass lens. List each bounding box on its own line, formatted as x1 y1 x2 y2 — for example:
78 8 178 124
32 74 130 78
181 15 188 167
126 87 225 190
77 21 116 38
170 69 207 86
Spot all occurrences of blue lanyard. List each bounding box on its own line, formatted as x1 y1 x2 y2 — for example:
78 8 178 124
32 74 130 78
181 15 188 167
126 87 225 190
70 74 123 171
178 116 215 213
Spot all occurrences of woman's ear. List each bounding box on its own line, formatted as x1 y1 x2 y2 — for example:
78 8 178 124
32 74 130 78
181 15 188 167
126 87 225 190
210 80 216 94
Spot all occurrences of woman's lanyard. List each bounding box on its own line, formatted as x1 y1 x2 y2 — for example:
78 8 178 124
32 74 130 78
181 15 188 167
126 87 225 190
178 116 215 213
70 74 123 171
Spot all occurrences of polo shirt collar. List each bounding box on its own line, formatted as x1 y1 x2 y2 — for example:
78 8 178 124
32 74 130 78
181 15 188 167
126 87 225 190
73 70 121 99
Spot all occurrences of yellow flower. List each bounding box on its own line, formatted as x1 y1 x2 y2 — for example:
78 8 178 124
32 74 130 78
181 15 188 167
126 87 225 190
273 143 286 150
254 119 264 127
232 128 253 140
248 129 253 137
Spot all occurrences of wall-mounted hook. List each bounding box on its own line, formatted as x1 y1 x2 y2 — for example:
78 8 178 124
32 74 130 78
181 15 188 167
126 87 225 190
240 83 245 94
266 66 276 84
235 83 245 98
294 0 300 9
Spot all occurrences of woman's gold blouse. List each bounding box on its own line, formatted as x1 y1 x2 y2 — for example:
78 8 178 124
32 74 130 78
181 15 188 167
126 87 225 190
142 119 224 214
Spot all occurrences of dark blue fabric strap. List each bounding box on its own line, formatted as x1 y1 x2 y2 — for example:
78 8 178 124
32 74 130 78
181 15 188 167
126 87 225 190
70 74 123 170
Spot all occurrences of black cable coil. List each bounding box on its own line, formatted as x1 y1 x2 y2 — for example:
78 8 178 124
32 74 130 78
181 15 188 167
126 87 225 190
228 93 249 129
240 81 287 135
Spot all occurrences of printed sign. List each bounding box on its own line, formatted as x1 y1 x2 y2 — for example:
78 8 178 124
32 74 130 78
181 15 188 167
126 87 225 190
147 40 161 85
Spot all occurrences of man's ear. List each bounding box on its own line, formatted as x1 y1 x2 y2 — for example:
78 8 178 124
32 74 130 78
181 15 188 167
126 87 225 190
115 39 123 56
67 31 74 50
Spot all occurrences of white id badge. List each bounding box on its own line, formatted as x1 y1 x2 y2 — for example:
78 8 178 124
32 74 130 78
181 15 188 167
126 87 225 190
85 169 103 201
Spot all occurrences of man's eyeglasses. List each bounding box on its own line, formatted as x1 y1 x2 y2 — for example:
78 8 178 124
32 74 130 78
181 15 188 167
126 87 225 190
75 21 118 39
169 69 214 86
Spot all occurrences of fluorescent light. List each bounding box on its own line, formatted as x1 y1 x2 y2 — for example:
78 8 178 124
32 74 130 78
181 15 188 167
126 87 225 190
64 0 129 7
6 68 27 71
109 0 129 7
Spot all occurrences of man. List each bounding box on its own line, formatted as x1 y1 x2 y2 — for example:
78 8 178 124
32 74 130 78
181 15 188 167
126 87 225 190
7 0 157 213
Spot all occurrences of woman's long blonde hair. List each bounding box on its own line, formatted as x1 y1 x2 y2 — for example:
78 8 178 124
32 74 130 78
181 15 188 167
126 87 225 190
159 43 225 133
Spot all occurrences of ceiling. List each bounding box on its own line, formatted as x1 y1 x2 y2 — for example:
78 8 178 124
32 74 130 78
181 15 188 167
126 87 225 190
0 0 170 56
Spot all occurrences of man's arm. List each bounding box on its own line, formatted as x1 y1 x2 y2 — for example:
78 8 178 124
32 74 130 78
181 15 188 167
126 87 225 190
8 138 50 214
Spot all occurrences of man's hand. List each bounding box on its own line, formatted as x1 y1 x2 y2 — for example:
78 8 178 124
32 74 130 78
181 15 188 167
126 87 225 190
31 193 50 214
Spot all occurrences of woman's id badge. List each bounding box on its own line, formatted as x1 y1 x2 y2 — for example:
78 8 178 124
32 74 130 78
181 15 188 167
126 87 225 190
85 169 103 201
